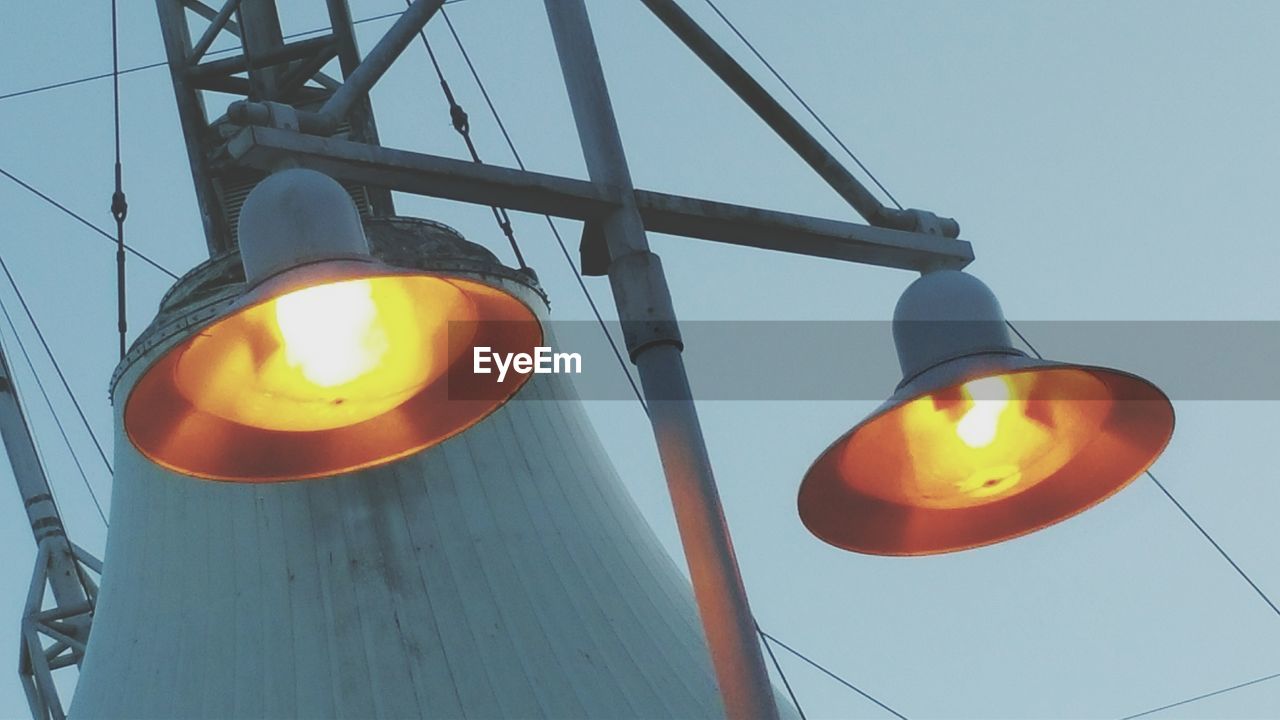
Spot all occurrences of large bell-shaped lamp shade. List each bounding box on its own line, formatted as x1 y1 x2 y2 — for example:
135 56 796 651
799 270 1174 555
124 169 542 481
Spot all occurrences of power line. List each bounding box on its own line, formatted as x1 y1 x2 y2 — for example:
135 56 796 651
1006 320 1280 620
1 7 484 283
1119 670 1280 720
0 7 450 288
0 4 469 104
700 0 904 210
757 623 807 720
0 255 114 478
0 62 165 103
758 630 908 720
1146 469 1280 618
0 10 402 103
1010 327 1276 720
0 166 179 279
0 297 107 527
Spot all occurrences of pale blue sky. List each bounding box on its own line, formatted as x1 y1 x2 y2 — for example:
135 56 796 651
0 1 1277 717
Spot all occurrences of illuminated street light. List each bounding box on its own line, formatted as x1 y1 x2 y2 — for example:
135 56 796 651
799 270 1175 555
63 0 1191 714
123 169 542 481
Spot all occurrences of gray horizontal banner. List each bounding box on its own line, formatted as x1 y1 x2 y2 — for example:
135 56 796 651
446 321 1280 401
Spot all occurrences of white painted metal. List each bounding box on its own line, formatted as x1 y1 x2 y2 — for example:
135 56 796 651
237 168 371 286
892 270 1022 383
544 2 778 715
71 219 794 719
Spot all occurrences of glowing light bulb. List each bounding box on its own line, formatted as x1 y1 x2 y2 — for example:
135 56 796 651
274 279 389 387
955 376 1010 448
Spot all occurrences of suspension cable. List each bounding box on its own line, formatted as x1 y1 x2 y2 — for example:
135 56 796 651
0 298 107 527
1118 670 1280 720
407 2 527 270
700 0 903 210
0 256 114 477
0 7 474 104
110 0 129 359
433 7 646 413
759 629 909 719
0 166 178 279
756 621 808 719
1006 320 1280 620
0 299 105 609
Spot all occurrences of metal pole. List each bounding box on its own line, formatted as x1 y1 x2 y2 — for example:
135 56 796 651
638 0 959 238
238 0 286 99
543 2 778 717
0 339 87 614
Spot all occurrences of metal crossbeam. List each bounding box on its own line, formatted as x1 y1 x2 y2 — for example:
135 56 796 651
156 0 394 254
227 126 973 272
188 34 335 78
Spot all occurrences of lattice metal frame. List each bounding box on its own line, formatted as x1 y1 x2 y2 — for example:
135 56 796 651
155 0 392 255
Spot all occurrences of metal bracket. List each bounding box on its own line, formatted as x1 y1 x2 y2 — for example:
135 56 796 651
262 101 299 132
902 208 960 237
607 251 683 358
579 220 611 276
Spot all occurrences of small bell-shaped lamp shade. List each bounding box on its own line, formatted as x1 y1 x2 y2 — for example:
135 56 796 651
799 270 1174 555
124 169 542 481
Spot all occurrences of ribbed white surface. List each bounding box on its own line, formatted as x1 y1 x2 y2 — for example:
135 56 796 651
71 363 755 718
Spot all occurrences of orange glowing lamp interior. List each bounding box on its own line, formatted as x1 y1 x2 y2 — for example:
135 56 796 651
842 370 1113 509
172 275 478 432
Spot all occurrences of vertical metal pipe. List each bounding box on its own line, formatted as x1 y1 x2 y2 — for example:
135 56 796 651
239 0 285 100
544 2 778 717
324 0 396 216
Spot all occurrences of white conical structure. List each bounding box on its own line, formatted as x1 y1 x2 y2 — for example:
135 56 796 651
72 218 784 718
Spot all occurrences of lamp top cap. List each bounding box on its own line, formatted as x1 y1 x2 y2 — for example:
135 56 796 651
237 168 371 286
893 270 1004 324
892 270 1019 382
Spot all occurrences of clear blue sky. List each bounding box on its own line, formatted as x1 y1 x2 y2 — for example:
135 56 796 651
1 1 1277 717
